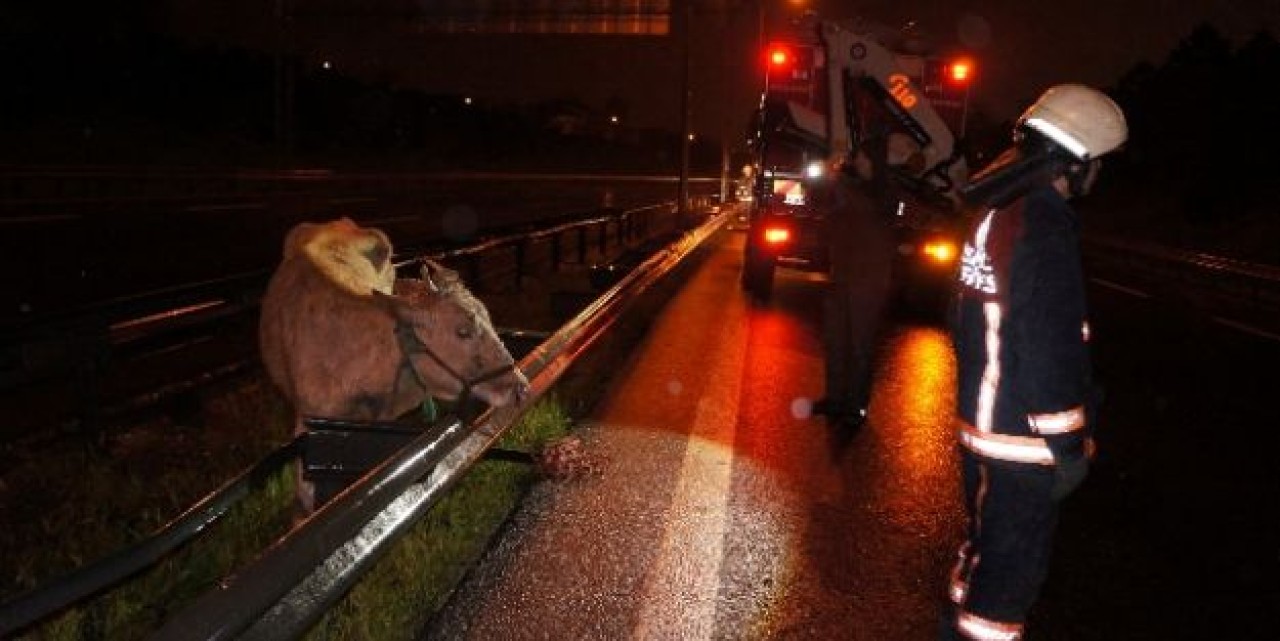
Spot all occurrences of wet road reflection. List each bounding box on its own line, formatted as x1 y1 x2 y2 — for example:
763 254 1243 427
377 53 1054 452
428 230 967 640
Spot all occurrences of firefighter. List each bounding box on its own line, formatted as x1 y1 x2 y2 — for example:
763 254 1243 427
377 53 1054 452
809 134 907 429
940 84 1127 640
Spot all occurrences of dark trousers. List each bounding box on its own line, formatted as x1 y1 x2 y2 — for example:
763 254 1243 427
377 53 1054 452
821 277 889 413
941 451 1059 639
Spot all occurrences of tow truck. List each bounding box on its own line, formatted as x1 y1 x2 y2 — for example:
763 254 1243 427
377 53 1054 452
740 16 972 310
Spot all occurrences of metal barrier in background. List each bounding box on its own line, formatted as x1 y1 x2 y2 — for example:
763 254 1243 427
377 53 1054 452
0 199 694 442
1083 235 1280 311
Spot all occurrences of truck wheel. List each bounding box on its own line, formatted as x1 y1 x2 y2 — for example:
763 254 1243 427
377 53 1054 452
742 248 775 301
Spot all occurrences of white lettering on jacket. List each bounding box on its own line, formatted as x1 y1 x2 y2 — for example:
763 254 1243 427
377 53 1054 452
959 210 998 294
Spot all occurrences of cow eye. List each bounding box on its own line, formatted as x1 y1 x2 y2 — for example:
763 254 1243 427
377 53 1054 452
457 324 475 339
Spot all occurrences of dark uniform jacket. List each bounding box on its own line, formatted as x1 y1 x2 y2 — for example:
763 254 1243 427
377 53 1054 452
951 184 1094 466
817 170 896 287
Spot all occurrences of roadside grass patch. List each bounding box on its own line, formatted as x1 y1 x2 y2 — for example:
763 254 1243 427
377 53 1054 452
305 398 572 641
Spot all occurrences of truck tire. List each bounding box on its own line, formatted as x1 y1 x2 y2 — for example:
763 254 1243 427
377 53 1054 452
742 246 776 301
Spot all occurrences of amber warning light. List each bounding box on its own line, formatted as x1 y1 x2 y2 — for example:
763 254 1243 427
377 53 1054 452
923 239 958 263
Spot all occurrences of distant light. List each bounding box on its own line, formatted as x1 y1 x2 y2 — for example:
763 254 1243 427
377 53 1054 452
687 133 695 141
609 115 619 124
804 162 824 179
322 60 333 70
463 96 473 105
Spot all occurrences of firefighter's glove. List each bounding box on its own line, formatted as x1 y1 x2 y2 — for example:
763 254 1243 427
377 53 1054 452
1051 454 1089 501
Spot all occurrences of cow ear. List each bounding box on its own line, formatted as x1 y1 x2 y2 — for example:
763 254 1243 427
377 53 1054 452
418 263 441 293
420 259 462 292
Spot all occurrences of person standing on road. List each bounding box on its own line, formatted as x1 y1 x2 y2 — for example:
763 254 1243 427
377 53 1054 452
940 84 1127 640
809 135 902 430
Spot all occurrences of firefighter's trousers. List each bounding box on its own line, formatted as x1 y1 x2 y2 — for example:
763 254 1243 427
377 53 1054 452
941 451 1060 640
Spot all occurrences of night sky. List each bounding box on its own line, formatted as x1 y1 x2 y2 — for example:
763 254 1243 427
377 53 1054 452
149 0 1280 148
816 0 1280 119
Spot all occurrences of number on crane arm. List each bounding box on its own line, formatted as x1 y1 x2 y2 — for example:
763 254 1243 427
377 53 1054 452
887 73 918 109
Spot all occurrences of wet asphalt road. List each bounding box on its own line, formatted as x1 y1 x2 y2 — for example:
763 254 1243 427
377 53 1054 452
423 228 1280 640
425 229 964 640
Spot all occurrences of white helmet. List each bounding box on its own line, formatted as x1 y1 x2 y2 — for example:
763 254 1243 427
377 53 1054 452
1017 84 1128 161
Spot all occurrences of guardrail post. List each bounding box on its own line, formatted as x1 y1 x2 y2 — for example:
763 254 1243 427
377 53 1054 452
550 233 562 271
70 318 112 443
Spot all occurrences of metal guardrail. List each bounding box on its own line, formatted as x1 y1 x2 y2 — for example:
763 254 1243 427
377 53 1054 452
1083 235 1280 310
0 166 724 203
0 441 302 635
0 199 701 441
0 205 731 639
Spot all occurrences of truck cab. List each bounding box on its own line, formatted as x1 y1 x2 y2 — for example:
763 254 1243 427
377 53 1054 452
741 117 830 298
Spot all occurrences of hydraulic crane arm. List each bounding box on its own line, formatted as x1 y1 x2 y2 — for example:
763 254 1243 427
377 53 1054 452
765 19 968 198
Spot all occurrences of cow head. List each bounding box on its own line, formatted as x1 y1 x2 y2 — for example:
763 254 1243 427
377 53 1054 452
377 259 529 411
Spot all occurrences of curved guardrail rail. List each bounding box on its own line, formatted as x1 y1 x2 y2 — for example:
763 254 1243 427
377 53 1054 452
0 439 302 635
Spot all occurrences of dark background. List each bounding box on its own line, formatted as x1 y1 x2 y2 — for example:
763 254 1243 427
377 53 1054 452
2 1 1279 263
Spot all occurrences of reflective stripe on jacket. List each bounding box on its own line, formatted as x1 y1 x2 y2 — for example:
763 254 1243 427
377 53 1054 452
952 185 1095 465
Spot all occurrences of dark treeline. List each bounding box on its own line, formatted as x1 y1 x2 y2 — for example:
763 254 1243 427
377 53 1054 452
954 23 1280 260
1108 24 1280 226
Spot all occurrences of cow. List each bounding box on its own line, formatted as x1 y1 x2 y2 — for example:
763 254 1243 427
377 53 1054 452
259 217 530 512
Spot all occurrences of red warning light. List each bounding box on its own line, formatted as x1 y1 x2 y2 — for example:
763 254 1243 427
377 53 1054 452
768 46 792 68
947 58 974 84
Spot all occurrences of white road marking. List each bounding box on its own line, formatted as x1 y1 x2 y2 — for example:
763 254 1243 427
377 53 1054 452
1211 316 1280 343
1090 278 1279 342
632 293 746 640
1090 277 1151 298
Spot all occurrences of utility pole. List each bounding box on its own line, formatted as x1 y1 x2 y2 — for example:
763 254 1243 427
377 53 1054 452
678 0 693 218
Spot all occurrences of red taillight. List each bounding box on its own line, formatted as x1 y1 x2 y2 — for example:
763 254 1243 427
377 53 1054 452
763 227 791 245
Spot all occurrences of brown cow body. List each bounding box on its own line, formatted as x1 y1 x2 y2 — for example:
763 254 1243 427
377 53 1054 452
259 218 528 511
